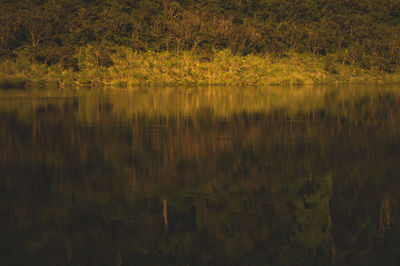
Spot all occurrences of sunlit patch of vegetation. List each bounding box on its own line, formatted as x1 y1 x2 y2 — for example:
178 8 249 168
1 0 400 89
1 48 400 88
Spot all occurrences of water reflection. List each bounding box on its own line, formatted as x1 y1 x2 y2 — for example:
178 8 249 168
0 86 399 265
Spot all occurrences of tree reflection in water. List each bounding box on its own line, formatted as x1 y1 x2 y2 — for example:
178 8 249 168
0 86 399 265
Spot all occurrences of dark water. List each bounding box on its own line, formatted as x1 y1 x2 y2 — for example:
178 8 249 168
0 86 399 265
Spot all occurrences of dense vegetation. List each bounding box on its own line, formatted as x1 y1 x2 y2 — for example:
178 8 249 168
1 0 400 86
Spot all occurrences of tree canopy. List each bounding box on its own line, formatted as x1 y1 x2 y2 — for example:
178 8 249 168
1 0 400 71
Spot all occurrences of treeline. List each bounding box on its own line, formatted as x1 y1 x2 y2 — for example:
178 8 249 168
1 0 400 72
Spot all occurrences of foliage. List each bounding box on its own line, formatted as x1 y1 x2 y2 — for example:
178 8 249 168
1 48 400 87
0 0 400 74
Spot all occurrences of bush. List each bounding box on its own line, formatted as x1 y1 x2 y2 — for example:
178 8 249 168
324 56 338 74
0 77 27 88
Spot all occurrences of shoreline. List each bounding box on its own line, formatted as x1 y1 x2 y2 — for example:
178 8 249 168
1 49 399 89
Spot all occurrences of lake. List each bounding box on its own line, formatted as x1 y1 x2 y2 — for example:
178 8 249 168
0 85 399 265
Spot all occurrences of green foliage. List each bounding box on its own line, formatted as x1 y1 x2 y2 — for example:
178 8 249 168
0 0 399 73
2 47 400 87
0 76 26 88
324 55 338 74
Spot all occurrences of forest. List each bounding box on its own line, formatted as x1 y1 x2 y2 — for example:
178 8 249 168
1 0 400 86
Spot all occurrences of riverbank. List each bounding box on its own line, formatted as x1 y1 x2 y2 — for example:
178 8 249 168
1 48 399 88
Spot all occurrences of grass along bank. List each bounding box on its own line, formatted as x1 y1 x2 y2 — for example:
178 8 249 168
1 47 400 88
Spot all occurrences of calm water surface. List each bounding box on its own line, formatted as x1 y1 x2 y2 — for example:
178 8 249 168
0 85 399 265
